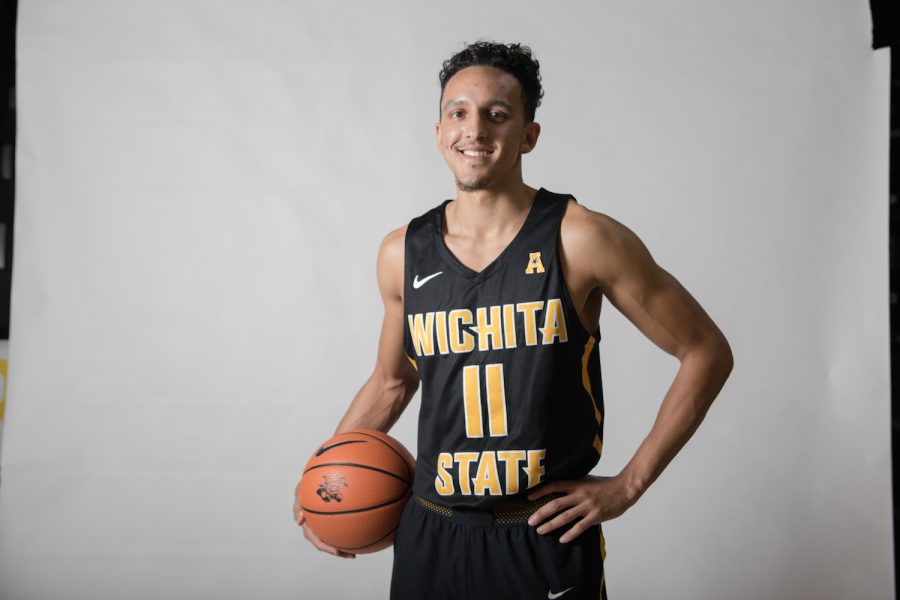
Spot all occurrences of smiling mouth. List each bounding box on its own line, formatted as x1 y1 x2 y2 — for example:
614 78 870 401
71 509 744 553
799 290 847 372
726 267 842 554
458 148 494 158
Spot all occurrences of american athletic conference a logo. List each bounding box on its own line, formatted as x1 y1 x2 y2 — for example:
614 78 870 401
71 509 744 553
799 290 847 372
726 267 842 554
525 251 545 274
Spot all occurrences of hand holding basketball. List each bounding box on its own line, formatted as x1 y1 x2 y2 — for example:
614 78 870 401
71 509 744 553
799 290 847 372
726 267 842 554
294 482 357 559
295 429 415 555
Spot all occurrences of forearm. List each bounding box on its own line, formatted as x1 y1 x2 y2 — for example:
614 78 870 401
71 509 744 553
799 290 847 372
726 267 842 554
334 368 418 435
620 337 733 500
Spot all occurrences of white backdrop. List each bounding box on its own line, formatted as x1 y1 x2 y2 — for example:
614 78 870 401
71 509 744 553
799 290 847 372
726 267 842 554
0 1 892 599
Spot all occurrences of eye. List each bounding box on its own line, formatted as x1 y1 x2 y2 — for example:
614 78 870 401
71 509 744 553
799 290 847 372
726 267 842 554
449 110 465 119
489 111 507 121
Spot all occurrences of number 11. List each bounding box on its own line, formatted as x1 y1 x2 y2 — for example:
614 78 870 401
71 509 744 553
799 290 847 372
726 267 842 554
462 363 508 438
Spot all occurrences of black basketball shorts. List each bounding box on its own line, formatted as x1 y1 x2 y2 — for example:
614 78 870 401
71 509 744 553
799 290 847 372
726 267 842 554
390 496 608 600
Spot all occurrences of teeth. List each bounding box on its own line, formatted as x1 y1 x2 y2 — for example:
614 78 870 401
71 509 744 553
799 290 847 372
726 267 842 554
462 150 491 157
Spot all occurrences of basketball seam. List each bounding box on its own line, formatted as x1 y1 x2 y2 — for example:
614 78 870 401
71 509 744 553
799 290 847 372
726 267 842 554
302 462 411 486
315 439 366 456
301 492 410 516
353 430 414 482
339 522 402 551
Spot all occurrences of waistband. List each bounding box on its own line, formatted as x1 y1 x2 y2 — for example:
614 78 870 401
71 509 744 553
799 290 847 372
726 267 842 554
414 493 566 526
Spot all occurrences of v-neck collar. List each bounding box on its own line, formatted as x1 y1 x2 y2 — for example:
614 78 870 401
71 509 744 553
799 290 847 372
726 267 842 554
433 188 546 281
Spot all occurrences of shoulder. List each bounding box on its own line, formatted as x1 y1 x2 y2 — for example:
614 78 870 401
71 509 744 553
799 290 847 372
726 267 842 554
559 200 656 288
379 224 408 259
560 200 648 259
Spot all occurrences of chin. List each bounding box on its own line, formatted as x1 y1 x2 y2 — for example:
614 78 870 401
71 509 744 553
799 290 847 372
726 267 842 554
454 170 495 191
456 178 492 192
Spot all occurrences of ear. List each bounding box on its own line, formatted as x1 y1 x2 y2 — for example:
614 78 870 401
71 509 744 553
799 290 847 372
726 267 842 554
520 121 541 154
435 121 442 151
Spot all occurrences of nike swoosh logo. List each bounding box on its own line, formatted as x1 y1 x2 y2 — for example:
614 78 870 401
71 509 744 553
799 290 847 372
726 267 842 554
412 271 443 289
548 587 575 599
315 440 365 457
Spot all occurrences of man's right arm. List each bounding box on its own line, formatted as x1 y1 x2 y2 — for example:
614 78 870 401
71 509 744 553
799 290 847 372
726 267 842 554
332 225 419 434
294 225 419 558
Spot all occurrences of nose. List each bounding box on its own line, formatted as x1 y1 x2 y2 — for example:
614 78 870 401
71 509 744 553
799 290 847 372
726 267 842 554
465 111 489 140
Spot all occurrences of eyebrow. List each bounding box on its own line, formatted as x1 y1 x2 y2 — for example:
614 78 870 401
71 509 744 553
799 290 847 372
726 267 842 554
441 98 516 112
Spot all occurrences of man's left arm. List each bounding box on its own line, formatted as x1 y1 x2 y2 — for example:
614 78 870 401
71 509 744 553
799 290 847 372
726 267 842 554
528 208 734 543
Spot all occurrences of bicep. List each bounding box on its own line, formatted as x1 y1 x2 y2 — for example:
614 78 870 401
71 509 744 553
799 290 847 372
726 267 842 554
375 293 418 383
595 222 721 360
374 227 418 384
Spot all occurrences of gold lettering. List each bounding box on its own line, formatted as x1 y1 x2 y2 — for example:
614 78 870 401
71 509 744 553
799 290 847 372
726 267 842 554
474 306 503 351
434 310 449 355
502 304 517 348
516 301 544 346
497 450 526 494
525 251 545 274
454 452 480 495
540 298 568 344
524 449 547 489
435 452 455 496
448 309 475 353
407 313 435 356
472 451 503 496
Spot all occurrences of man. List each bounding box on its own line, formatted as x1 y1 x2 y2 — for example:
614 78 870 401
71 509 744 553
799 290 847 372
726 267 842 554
295 41 733 599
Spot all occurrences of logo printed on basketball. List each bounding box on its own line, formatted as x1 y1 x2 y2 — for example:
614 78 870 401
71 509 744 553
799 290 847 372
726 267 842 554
316 474 349 503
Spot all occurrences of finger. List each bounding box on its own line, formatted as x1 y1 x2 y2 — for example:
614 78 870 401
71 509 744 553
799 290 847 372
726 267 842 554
302 524 356 559
315 540 357 559
295 508 305 526
528 495 576 527
320 543 356 559
535 507 583 535
559 519 592 544
325 542 357 559
527 482 566 501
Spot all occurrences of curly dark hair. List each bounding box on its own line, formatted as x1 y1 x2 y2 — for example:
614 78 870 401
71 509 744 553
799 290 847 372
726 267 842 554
438 41 544 122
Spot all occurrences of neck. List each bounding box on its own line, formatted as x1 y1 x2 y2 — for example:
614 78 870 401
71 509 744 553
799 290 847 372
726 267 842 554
446 182 538 239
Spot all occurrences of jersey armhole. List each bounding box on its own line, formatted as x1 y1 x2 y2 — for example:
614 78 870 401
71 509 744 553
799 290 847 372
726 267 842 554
555 196 602 341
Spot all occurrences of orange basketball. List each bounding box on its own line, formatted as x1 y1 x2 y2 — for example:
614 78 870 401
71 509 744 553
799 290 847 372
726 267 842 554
297 429 416 554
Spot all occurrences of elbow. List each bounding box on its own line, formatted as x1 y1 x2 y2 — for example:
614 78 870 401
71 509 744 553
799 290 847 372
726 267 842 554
706 333 734 387
716 335 734 376
400 371 420 400
683 332 733 383
380 369 419 405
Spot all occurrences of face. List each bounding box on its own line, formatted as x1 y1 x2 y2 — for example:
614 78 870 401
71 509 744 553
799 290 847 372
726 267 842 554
436 66 540 192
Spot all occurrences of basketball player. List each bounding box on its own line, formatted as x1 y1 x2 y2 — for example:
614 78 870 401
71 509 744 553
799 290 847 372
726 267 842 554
295 41 733 599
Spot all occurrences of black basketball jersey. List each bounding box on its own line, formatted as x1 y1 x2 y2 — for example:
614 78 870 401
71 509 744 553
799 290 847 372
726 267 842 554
402 188 604 510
